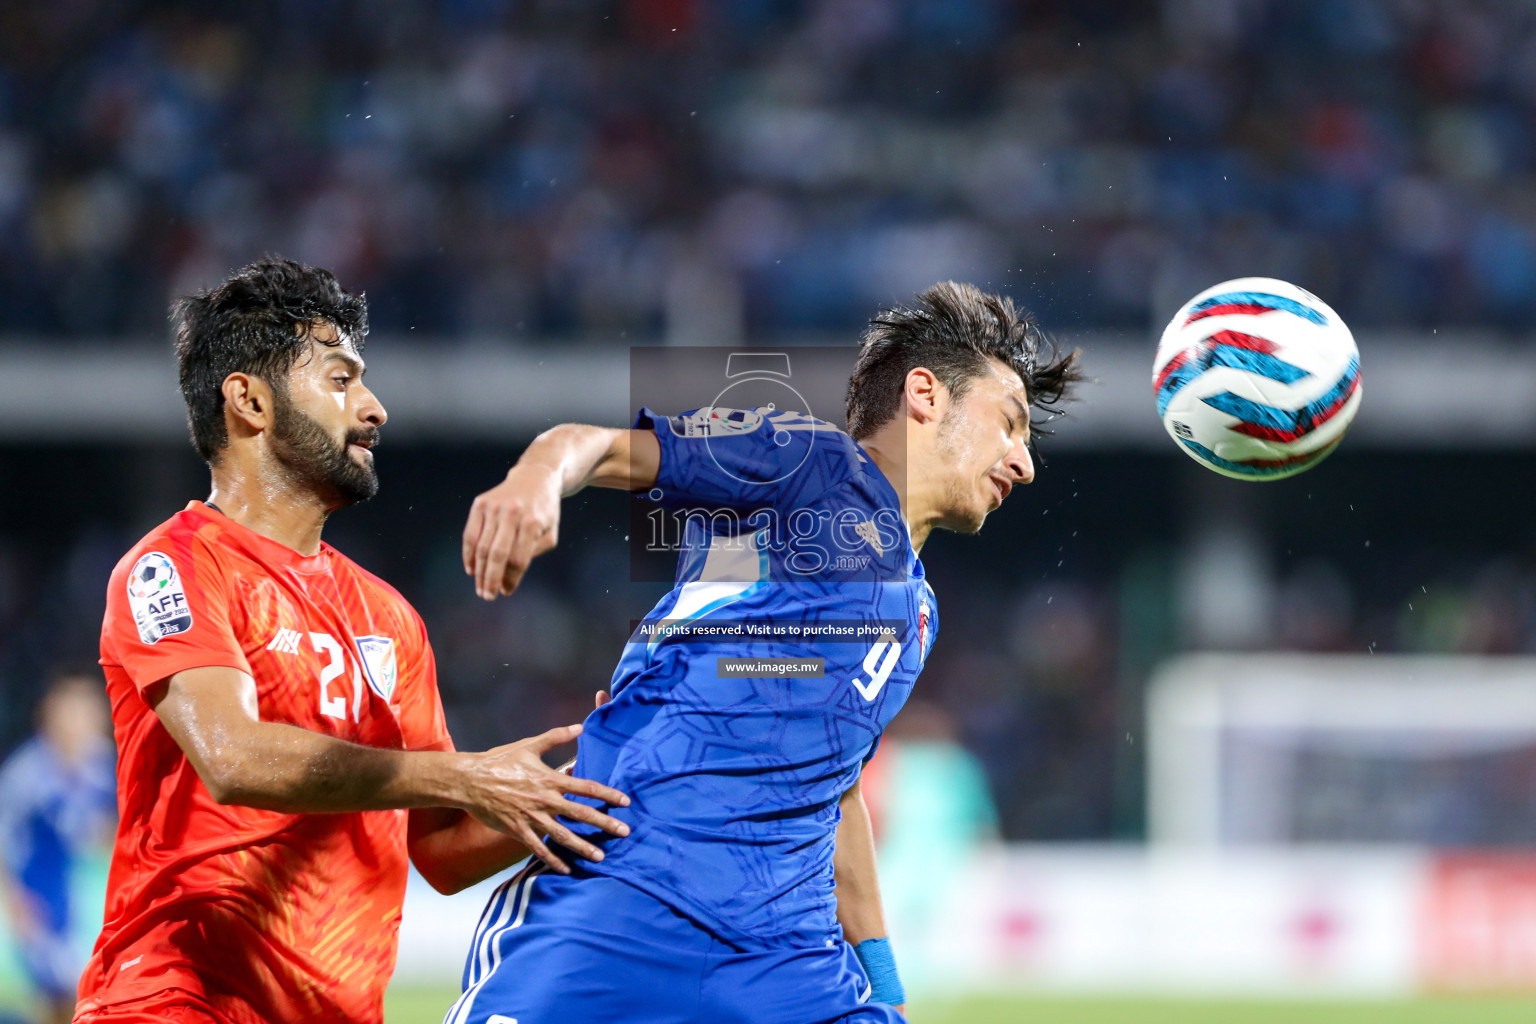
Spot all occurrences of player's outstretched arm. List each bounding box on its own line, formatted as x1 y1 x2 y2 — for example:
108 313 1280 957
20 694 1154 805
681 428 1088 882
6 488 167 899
405 690 615 893
152 666 630 875
835 777 907 1015
462 424 660 600
406 808 530 894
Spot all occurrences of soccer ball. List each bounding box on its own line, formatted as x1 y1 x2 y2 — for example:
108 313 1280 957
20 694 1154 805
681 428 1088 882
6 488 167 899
127 553 177 600
1153 277 1362 480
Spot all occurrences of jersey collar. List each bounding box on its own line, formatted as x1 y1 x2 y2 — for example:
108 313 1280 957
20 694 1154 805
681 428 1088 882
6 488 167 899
185 500 333 574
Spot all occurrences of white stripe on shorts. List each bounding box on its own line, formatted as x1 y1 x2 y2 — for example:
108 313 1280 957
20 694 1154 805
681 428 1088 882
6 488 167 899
445 863 545 1024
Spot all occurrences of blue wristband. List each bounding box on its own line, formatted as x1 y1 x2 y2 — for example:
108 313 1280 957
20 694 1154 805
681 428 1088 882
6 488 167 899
853 936 906 1006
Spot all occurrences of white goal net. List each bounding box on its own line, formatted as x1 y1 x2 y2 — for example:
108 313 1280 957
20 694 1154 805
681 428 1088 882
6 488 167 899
1148 654 1536 846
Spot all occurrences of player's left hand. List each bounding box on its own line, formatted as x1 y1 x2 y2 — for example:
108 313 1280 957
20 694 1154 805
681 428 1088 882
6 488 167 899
463 461 563 600
464 723 632 875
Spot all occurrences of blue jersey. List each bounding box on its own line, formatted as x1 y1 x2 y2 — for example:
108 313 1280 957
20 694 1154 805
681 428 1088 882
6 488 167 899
0 736 115 934
567 406 937 949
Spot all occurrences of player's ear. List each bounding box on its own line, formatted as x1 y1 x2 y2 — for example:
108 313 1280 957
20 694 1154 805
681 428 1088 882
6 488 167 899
904 367 942 426
221 372 274 436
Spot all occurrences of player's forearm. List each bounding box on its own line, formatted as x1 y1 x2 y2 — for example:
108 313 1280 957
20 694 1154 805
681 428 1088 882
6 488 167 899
516 423 656 493
516 424 621 494
836 784 908 1011
467 425 658 597
409 807 531 894
198 719 473 813
153 666 474 813
833 784 890 945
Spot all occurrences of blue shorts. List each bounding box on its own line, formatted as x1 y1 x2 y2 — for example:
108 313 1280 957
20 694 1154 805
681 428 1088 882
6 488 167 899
445 864 905 1024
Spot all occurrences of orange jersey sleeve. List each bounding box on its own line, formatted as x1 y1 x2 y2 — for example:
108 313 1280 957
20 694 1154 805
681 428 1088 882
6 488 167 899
336 559 453 754
101 517 251 695
396 610 452 753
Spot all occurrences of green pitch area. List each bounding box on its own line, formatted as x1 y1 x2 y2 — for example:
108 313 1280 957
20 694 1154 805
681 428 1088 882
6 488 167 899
384 987 1536 1023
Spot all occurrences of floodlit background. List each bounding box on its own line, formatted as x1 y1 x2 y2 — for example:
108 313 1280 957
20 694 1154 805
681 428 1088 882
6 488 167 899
2 1 1536 1021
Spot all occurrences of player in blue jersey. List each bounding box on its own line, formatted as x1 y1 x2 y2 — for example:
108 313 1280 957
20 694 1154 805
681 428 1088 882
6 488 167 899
453 282 1082 1024
0 672 115 1024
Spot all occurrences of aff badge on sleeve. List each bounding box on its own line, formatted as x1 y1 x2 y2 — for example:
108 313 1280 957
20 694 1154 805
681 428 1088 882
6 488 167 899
671 407 764 438
127 551 193 645
355 636 398 702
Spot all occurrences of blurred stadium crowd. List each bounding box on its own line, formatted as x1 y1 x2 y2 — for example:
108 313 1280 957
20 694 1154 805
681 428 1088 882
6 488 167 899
4 0 1536 847
5 0 1536 337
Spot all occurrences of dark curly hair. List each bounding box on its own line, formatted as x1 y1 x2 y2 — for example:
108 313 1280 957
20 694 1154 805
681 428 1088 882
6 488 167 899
172 256 368 463
845 281 1083 441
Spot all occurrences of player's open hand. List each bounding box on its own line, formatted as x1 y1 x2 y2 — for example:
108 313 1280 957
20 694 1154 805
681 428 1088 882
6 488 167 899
464 723 631 875
463 462 563 600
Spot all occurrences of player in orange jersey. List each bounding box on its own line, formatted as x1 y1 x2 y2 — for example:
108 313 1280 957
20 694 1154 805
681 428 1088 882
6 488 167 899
75 257 631 1024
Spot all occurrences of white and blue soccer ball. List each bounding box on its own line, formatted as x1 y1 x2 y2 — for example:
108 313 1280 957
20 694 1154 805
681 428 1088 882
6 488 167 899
1153 277 1362 481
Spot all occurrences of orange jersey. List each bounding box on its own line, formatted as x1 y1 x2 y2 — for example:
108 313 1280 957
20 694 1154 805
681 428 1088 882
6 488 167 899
79 501 452 1024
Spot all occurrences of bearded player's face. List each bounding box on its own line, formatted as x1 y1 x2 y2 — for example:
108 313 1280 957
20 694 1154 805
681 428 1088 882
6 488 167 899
271 321 387 508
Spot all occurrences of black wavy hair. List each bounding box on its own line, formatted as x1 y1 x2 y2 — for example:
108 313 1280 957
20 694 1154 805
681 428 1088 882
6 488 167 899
172 256 368 463
845 281 1083 440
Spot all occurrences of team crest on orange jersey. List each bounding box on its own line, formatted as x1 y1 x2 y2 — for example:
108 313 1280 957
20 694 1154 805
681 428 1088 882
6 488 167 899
356 635 398 701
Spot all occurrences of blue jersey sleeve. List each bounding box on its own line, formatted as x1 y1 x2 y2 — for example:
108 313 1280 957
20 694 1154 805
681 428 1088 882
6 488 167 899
635 406 857 512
